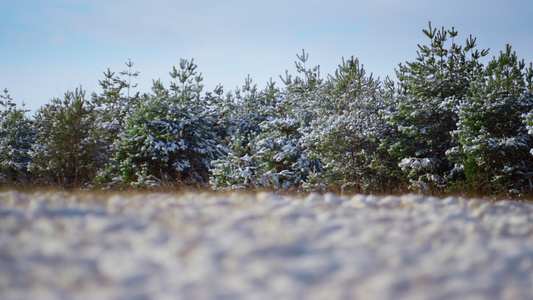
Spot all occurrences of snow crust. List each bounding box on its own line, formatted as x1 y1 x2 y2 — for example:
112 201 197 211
1 191 533 299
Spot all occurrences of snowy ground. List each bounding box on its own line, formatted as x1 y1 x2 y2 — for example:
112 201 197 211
1 191 533 300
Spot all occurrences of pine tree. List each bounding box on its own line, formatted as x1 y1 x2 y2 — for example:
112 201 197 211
211 51 321 191
521 63 533 157
92 60 141 152
0 89 34 185
253 50 321 190
210 77 277 190
302 57 386 193
450 45 533 195
92 60 149 186
210 130 263 189
109 59 225 188
383 22 488 192
29 87 103 189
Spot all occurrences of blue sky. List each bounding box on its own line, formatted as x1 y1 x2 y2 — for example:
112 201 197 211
1 0 532 114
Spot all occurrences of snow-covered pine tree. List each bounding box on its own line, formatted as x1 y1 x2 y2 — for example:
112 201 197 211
450 45 533 195
228 76 275 138
521 62 533 158
92 61 141 152
301 57 386 193
92 61 143 186
110 59 225 189
210 77 278 190
0 89 34 185
383 23 488 193
210 130 264 189
211 50 321 191
29 87 104 189
253 50 321 191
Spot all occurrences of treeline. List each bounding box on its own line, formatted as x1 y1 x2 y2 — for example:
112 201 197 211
1 23 533 197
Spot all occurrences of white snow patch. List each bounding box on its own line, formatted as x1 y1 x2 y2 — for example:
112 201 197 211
1 191 533 299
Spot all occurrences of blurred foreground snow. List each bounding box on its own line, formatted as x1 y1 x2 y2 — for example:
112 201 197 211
1 191 533 299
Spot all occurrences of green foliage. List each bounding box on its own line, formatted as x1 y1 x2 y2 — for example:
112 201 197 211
251 50 321 190
108 60 225 189
302 57 386 193
29 88 103 189
450 45 533 195
2 23 533 197
211 51 321 191
209 75 278 190
0 89 34 184
92 60 141 148
383 22 489 193
210 131 263 189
